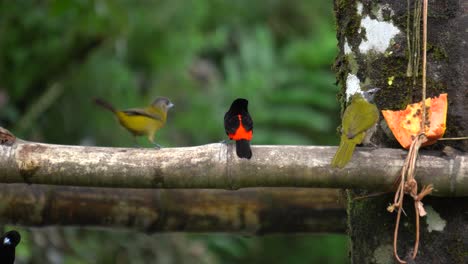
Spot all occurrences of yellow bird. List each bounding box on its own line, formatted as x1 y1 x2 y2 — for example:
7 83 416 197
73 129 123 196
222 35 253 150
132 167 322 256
94 97 174 146
331 88 379 168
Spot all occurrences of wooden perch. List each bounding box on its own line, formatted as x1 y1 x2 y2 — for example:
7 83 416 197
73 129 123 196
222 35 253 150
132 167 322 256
0 128 467 196
0 184 345 234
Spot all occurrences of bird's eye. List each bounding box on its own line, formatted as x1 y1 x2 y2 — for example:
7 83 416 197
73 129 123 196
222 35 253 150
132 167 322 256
3 237 11 245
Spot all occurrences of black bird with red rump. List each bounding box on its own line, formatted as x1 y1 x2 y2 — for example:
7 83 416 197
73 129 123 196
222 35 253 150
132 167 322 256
224 98 253 159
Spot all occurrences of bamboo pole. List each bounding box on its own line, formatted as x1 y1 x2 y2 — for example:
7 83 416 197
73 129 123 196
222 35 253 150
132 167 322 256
0 128 467 196
0 184 345 234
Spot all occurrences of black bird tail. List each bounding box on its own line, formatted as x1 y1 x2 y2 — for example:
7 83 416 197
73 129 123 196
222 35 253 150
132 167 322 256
235 140 252 159
94 98 116 113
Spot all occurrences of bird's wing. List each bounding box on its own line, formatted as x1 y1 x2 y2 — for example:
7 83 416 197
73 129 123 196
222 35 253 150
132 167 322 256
224 112 240 135
241 113 253 131
343 100 379 139
121 109 163 121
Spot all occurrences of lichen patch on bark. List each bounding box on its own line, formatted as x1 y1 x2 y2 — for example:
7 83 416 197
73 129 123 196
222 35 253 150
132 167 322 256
425 205 446 232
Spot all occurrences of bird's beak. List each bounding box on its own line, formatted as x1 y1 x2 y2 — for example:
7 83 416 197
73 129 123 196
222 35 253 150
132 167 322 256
168 102 175 108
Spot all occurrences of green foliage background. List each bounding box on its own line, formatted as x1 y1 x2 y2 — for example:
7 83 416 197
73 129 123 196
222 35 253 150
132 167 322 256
0 0 346 263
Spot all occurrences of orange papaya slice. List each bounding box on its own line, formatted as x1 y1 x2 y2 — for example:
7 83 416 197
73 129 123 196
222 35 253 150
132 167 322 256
382 93 447 149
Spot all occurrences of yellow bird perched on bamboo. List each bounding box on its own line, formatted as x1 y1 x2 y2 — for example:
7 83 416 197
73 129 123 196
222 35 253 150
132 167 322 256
331 88 380 168
94 97 174 147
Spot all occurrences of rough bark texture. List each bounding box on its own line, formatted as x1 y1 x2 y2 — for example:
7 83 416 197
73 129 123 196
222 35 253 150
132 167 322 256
0 137 467 196
0 184 345 234
334 0 467 263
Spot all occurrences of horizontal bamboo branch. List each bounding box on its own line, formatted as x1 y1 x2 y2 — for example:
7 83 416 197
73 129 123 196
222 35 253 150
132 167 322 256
0 184 345 234
0 128 467 196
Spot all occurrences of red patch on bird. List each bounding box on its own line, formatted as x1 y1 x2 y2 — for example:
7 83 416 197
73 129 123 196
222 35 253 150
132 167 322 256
228 115 253 140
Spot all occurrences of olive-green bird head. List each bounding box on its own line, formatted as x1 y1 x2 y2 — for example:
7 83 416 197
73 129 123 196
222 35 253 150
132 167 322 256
361 88 380 102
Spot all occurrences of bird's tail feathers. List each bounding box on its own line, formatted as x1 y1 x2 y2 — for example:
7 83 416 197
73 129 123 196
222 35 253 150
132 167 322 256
236 140 252 159
331 138 356 168
94 98 116 113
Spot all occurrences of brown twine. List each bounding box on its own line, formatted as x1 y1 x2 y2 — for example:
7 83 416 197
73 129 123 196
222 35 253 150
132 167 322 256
388 134 433 263
388 0 433 263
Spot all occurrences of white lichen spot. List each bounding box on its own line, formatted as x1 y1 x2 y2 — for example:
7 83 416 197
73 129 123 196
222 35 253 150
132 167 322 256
357 2 363 15
372 244 393 264
344 39 352 54
426 205 446 232
376 6 384 21
359 16 400 54
377 4 395 20
346 74 362 101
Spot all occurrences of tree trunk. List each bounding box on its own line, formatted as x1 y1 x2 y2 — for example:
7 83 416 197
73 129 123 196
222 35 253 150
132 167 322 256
334 0 467 263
